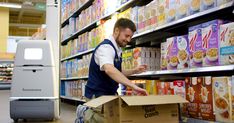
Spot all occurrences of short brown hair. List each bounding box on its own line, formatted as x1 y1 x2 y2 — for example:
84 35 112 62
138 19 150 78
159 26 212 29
114 18 136 32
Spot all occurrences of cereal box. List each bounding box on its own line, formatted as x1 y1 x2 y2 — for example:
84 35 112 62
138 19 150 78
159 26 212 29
176 0 189 19
166 37 178 70
189 24 204 68
220 22 234 65
157 82 165 95
189 0 201 15
202 20 224 66
177 35 190 69
149 0 158 29
164 82 174 95
173 80 186 99
231 76 234 121
145 80 159 95
185 77 200 118
133 47 145 68
161 42 167 70
166 0 177 23
217 0 232 6
212 77 232 122
198 76 215 121
137 6 145 33
201 0 216 11
157 0 166 26
144 3 151 31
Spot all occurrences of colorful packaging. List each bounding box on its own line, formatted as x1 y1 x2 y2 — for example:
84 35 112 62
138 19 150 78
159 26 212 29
201 0 216 10
217 0 232 6
149 0 158 29
133 47 145 68
212 77 232 122
176 0 189 19
189 24 204 68
164 82 174 95
185 77 200 118
198 76 215 121
137 6 145 33
189 0 201 15
202 20 224 66
166 37 178 70
173 80 186 99
166 0 177 23
161 42 167 70
231 76 234 121
220 22 234 65
157 0 166 26
177 35 190 69
145 80 158 95
157 82 165 95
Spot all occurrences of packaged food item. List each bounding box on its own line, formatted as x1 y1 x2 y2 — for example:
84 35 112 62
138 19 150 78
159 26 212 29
177 35 190 69
164 82 174 95
157 0 166 26
185 77 200 118
145 80 158 95
166 0 177 23
173 80 186 98
149 0 158 29
157 82 165 95
161 42 167 70
189 24 204 68
189 0 201 15
231 76 234 121
130 7 138 34
137 6 145 33
212 77 232 122
166 37 178 70
133 47 145 68
201 0 216 10
198 76 215 121
217 0 232 6
202 20 224 66
176 0 189 19
220 22 234 65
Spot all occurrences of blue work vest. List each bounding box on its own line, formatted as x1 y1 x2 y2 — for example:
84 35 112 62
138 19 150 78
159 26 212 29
85 39 122 99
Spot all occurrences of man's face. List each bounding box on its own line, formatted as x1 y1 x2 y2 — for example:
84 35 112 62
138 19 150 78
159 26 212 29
115 28 134 47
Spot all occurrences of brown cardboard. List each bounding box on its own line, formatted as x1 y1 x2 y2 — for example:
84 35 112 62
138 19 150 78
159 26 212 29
84 95 188 123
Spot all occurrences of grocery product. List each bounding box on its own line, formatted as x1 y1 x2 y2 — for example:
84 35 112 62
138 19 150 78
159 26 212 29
185 77 200 118
166 0 177 23
176 0 189 19
202 20 224 66
61 80 87 99
157 82 165 95
173 80 186 98
212 77 232 122
164 82 174 95
177 35 190 69
220 22 234 65
137 6 145 33
157 0 166 26
198 76 215 121
166 36 178 70
189 0 201 15
161 42 167 70
201 0 216 11
232 76 234 121
217 0 232 6
189 24 204 68
145 80 158 95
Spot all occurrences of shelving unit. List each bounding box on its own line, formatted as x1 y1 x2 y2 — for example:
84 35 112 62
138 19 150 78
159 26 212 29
0 60 14 89
61 48 94 62
60 76 88 81
60 95 86 102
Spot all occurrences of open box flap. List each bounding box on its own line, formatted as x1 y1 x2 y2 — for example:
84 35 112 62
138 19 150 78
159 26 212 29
121 95 188 106
84 96 118 108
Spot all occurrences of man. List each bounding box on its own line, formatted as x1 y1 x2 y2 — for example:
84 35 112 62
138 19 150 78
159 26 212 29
84 18 148 123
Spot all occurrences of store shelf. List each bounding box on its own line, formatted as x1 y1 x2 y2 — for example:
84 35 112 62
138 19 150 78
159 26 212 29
61 0 136 45
61 48 94 61
61 76 88 81
60 96 86 102
131 65 234 77
61 0 94 27
0 82 11 89
180 118 218 123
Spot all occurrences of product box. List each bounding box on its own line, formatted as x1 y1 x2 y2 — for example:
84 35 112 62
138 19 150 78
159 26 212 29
157 82 165 95
220 22 234 65
166 37 178 70
133 47 145 68
166 0 177 23
185 77 200 118
177 35 190 69
202 20 224 66
201 0 216 11
84 95 188 123
232 76 234 121
213 77 232 122
164 82 174 95
189 0 201 15
176 0 189 19
217 0 232 6
173 80 186 99
149 0 158 29
146 80 158 95
189 24 204 68
137 6 145 33
161 42 167 70
198 76 215 121
144 4 151 31
157 0 166 26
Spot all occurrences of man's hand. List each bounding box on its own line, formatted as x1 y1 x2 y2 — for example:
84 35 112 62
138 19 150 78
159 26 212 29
132 85 148 96
134 65 148 74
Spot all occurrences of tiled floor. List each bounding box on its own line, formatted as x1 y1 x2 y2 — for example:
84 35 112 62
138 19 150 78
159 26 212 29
0 90 77 123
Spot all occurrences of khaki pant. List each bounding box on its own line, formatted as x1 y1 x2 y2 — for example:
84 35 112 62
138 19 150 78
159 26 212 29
84 98 104 123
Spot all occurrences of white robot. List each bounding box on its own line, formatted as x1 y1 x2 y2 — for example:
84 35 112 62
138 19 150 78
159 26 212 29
10 40 59 122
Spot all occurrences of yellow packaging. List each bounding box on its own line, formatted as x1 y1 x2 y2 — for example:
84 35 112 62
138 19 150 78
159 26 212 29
157 0 166 26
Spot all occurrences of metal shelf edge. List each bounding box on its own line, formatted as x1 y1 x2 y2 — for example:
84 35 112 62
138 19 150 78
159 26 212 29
61 48 94 61
60 96 86 102
60 76 89 80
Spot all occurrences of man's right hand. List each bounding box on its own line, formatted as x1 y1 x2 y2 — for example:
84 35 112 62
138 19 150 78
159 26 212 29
132 85 148 96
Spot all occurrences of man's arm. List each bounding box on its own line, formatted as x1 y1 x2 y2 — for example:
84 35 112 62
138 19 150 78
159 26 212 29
122 65 147 76
103 64 148 95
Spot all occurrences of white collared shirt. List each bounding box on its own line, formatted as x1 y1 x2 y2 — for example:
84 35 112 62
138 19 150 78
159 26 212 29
94 35 122 71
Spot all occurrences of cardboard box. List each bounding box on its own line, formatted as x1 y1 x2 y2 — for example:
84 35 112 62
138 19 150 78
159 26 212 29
161 42 167 70
166 37 178 70
185 77 200 118
212 77 232 122
189 0 201 15
157 82 165 95
189 24 204 68
146 80 158 95
202 20 224 66
166 0 177 23
157 0 166 26
173 80 186 99
176 0 189 19
164 82 174 95
84 95 188 123
220 22 234 65
177 35 190 69
198 76 215 121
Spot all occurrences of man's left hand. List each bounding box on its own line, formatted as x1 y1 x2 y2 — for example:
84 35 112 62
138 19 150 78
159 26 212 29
134 65 148 74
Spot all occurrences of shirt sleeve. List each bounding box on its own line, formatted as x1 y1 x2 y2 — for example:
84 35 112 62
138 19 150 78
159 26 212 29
94 44 115 71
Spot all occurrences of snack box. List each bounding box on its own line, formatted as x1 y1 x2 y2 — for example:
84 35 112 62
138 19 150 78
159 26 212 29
176 0 189 19
189 24 204 68
145 80 158 95
202 20 224 66
137 6 145 33
177 35 190 69
166 37 178 70
133 47 146 68
164 82 174 95
201 0 216 11
212 77 232 122
173 80 186 99
157 0 166 26
189 0 201 15
220 22 234 65
161 42 167 70
166 0 177 23
157 82 165 95
149 0 158 29
185 77 200 118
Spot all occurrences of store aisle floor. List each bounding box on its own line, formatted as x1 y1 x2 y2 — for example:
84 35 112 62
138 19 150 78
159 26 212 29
0 90 77 123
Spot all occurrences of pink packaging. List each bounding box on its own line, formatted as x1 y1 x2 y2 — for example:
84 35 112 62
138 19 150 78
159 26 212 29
202 20 224 66
189 24 204 68
161 42 167 70
177 35 190 69
166 37 178 70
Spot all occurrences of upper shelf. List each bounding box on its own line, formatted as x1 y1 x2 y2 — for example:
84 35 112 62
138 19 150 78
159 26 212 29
60 76 88 81
61 48 94 62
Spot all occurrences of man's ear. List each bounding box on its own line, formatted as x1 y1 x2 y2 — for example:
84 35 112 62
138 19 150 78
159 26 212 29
114 27 120 35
